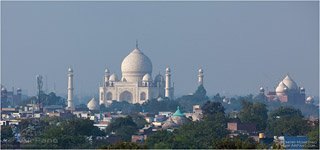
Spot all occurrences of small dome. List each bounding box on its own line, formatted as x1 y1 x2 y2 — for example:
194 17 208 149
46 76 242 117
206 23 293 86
166 67 171 73
306 96 313 101
105 68 110 73
121 77 127 82
198 68 203 73
68 67 73 72
1 87 7 91
172 106 184 117
142 73 152 82
300 87 305 91
17 88 21 91
157 97 164 101
109 74 118 81
87 98 99 110
259 87 265 92
282 75 298 91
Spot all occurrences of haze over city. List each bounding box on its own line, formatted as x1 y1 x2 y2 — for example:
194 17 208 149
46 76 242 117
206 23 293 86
2 1 319 97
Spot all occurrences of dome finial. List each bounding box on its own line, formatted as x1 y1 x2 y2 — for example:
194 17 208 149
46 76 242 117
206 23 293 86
136 39 139 49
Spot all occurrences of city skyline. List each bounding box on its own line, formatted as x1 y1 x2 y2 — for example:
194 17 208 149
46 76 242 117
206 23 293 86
2 1 319 97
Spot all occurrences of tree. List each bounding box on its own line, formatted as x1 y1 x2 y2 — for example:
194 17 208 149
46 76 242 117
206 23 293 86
30 117 105 149
105 116 138 141
176 85 209 112
130 113 148 129
202 101 225 116
267 106 309 136
305 126 319 149
19 92 65 107
212 93 224 102
172 119 229 149
201 101 227 125
238 100 268 131
142 98 178 113
305 119 319 149
214 136 258 149
102 142 146 149
146 130 174 148
1 125 14 142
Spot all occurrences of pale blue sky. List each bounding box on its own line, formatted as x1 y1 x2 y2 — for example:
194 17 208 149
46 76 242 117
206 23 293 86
1 1 319 97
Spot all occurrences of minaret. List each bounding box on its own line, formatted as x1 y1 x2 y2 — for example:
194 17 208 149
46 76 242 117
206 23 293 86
165 67 171 98
104 68 110 87
67 67 75 111
198 68 204 85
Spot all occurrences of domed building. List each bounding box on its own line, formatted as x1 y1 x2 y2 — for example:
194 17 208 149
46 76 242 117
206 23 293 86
99 43 174 105
162 106 190 129
264 74 306 103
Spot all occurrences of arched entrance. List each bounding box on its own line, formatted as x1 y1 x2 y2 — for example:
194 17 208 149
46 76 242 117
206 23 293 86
106 92 113 100
140 92 146 100
119 91 133 102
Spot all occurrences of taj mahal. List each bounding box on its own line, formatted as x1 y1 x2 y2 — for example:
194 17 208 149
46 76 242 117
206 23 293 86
97 43 204 106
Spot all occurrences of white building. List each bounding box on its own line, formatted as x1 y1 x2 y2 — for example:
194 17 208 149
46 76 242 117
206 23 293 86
99 44 174 105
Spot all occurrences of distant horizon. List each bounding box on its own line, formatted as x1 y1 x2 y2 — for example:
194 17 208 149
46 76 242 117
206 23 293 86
2 1 319 97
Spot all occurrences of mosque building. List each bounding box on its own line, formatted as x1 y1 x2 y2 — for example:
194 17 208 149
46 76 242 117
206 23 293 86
260 74 306 104
162 106 190 129
98 43 174 105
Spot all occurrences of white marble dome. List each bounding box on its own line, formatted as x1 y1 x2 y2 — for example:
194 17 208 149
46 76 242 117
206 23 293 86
87 98 99 110
306 96 314 102
109 74 118 81
142 73 152 82
1 87 6 91
121 48 152 82
282 75 298 91
105 68 110 73
276 81 287 96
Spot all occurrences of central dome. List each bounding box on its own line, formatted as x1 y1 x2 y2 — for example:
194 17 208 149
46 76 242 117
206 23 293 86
121 48 152 82
282 75 298 91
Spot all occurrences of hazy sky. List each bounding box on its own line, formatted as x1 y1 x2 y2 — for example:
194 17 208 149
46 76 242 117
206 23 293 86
2 1 319 97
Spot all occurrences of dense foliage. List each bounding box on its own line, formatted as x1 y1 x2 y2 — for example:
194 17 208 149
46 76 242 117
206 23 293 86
266 106 309 136
238 100 268 131
105 116 138 141
176 85 209 112
102 142 146 149
19 92 65 107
